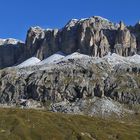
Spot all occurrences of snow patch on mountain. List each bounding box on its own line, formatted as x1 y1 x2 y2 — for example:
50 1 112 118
94 16 109 21
45 28 54 32
38 52 90 66
126 54 140 64
62 52 90 61
65 19 79 28
15 51 140 70
79 18 89 21
103 53 140 66
17 57 41 68
38 51 66 65
103 53 127 66
0 38 23 45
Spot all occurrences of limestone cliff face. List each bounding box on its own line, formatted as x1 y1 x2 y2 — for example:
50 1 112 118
60 17 115 57
25 26 45 57
0 16 140 116
0 16 140 68
24 16 138 60
25 27 59 60
114 21 137 56
130 22 140 54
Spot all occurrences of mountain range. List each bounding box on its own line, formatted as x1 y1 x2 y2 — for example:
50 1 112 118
0 16 140 117
0 16 140 68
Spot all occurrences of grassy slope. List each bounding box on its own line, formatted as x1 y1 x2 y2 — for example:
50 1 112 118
0 108 139 140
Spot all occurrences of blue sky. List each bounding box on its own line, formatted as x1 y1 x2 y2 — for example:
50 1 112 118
0 0 139 41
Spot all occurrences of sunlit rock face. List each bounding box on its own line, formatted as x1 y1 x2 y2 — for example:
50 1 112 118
114 21 137 56
129 21 140 54
24 16 138 60
60 17 113 57
25 27 59 60
0 16 139 68
0 15 140 115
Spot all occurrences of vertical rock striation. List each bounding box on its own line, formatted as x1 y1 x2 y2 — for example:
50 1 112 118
114 21 137 56
0 16 140 68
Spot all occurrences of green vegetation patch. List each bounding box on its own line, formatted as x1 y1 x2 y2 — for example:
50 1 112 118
0 108 139 140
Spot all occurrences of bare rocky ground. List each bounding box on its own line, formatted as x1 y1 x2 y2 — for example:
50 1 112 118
0 53 139 118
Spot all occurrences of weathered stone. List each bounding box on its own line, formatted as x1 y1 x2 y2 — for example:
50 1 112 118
1 16 140 69
131 22 140 54
114 21 137 56
0 39 24 68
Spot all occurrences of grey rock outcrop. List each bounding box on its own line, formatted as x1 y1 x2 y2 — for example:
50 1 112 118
0 50 139 117
130 21 140 54
114 21 137 56
0 56 139 109
23 16 138 61
0 16 140 69
0 16 140 117
25 27 59 60
0 38 24 68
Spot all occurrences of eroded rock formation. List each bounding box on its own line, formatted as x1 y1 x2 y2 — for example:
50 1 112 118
0 56 139 104
0 16 140 68
23 16 138 60
114 21 137 56
0 39 24 68
0 16 140 116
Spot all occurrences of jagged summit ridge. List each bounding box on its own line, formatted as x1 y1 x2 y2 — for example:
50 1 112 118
0 16 140 68
0 16 139 117
0 38 23 45
67 16 110 23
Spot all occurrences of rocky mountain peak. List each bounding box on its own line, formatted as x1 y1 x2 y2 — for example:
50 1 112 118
27 26 45 39
0 16 140 68
0 16 140 118
0 38 23 46
30 26 44 32
65 16 114 30
93 16 110 21
0 38 24 68
119 21 126 30
65 19 79 29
